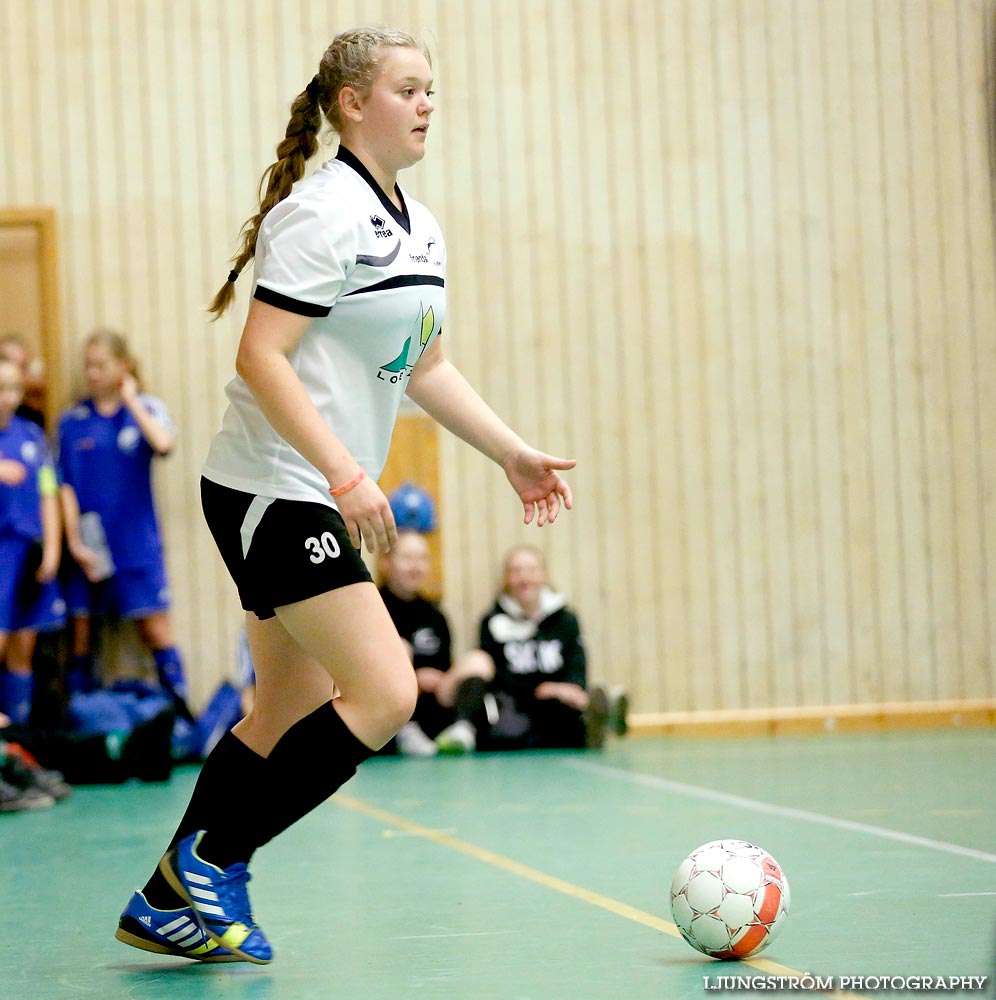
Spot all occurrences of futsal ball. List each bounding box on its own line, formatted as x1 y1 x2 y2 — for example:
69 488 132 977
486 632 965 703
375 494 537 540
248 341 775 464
669 839 790 960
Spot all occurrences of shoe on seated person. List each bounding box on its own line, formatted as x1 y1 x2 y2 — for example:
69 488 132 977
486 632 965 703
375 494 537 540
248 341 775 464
435 720 476 755
0 777 55 812
607 685 629 737
583 685 610 749
3 746 72 801
396 721 438 757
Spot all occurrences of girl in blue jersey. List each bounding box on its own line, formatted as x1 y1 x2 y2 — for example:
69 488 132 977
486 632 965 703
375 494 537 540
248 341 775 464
0 359 64 724
117 27 575 966
57 331 191 715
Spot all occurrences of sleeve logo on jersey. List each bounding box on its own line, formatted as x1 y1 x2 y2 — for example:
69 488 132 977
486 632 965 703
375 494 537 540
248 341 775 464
117 426 141 452
377 304 435 384
370 214 394 238
19 440 38 465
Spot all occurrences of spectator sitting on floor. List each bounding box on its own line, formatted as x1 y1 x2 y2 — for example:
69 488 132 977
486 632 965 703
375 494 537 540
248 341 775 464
435 545 627 754
378 529 454 756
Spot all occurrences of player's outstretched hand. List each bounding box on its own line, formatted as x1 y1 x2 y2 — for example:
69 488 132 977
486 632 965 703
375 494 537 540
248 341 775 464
334 475 398 553
503 448 575 526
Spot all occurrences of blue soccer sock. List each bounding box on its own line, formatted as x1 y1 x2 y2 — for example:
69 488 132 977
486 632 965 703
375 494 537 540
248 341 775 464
152 647 193 721
67 654 94 695
152 647 187 699
0 670 34 725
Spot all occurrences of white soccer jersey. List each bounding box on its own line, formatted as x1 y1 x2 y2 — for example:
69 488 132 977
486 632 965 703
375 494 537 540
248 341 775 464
203 148 446 506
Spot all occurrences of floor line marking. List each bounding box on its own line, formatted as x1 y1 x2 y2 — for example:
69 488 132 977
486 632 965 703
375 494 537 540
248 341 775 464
938 892 996 898
392 930 522 941
564 760 996 864
335 793 856 996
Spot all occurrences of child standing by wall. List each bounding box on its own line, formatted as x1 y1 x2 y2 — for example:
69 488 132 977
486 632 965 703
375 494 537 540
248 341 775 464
0 358 64 724
57 330 190 717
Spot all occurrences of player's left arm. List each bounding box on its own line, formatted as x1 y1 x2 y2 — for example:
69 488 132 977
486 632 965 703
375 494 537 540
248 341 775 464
406 337 576 526
33 457 61 581
534 681 588 709
37 490 61 582
120 375 175 455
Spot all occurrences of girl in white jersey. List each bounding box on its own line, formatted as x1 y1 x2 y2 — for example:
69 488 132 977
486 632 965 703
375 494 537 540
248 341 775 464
116 28 575 966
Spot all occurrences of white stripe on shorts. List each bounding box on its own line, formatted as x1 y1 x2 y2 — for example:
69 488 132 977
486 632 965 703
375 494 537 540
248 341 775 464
240 496 275 559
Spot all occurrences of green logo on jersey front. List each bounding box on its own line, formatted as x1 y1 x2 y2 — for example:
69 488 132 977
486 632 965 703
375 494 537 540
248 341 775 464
378 304 435 383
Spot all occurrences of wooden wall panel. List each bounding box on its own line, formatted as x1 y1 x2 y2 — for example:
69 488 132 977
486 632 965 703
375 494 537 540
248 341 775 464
379 411 443 601
767 0 814 707
794 2 846 706
965 0 996 696
0 0 993 714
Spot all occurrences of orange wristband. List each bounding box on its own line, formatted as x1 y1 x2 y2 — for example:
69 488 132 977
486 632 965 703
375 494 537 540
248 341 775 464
329 470 366 497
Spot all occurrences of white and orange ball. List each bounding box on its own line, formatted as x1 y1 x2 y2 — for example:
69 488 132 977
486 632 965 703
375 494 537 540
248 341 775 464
669 839 790 960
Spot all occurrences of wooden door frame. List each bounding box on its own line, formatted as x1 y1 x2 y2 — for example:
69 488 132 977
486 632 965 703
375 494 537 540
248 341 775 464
0 207 64 424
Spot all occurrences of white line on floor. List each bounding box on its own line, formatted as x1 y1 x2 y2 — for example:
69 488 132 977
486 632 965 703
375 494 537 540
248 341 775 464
392 930 522 940
564 759 996 864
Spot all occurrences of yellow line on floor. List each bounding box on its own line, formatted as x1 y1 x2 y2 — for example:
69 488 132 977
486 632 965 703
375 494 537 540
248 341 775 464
335 793 861 998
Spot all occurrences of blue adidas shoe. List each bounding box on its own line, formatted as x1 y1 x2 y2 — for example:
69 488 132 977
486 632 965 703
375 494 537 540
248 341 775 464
160 831 273 964
115 890 242 962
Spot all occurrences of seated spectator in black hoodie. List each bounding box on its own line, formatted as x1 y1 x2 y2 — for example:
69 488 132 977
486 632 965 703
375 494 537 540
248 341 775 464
435 545 626 754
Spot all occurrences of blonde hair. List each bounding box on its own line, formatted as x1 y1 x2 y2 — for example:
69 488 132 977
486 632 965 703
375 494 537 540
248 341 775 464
84 328 142 390
208 27 430 320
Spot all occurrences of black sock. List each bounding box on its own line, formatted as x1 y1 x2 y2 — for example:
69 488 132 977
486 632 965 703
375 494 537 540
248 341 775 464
142 702 372 908
141 730 267 906
141 870 185 911
255 700 373 846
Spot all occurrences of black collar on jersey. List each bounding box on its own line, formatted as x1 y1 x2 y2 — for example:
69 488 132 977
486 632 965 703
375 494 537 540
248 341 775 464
336 146 411 235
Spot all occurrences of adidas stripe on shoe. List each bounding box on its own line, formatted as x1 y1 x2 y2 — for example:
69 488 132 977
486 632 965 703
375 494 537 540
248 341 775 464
160 831 273 964
115 890 242 962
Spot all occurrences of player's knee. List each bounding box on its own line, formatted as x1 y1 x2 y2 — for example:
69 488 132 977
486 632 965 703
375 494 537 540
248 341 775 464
391 669 419 728
377 665 418 735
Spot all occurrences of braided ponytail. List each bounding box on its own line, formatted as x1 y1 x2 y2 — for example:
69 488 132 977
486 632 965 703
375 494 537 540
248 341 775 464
207 27 428 320
208 83 322 319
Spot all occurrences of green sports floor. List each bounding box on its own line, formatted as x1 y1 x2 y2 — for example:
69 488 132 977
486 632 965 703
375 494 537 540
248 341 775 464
2 730 994 1000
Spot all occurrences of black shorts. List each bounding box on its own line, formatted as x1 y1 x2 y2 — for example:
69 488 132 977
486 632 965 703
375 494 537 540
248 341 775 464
200 476 371 620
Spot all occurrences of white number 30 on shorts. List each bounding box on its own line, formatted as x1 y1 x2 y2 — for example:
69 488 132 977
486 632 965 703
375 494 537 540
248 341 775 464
305 532 342 563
